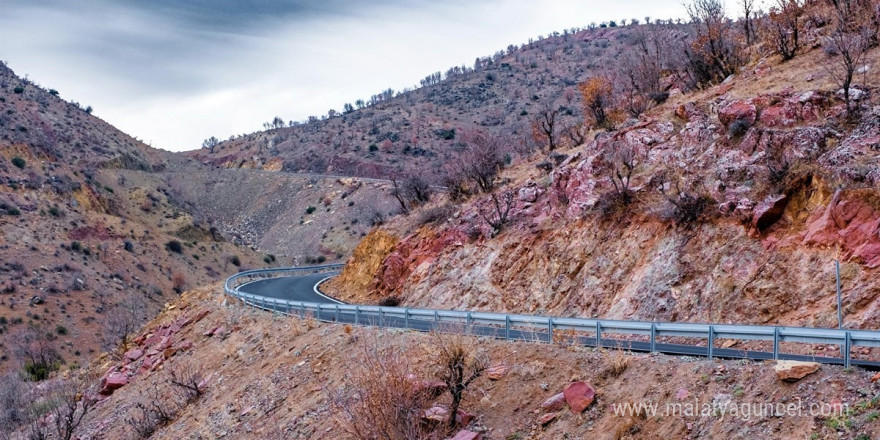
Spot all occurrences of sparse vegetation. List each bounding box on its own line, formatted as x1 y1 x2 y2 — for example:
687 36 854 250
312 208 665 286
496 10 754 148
11 156 26 169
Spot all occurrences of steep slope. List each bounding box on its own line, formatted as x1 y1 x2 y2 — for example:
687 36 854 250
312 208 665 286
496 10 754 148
0 62 296 374
325 39 880 337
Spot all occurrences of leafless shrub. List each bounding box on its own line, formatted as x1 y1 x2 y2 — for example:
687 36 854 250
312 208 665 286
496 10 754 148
101 293 147 356
427 329 488 429
762 0 804 61
125 382 179 439
478 189 516 236
655 170 715 227
822 1 874 118
330 335 434 440
167 361 206 403
446 130 507 196
682 0 746 87
50 373 98 440
13 326 62 381
417 204 455 227
0 373 28 440
391 172 434 215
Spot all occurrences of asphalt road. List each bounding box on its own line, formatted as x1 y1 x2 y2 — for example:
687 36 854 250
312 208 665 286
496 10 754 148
237 273 880 370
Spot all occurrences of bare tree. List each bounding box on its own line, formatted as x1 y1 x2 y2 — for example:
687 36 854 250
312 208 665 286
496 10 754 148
446 130 507 196
0 373 28 440
601 140 640 201
740 0 757 45
532 106 560 151
763 0 804 61
429 329 488 429
683 0 745 86
823 0 875 117
201 136 219 153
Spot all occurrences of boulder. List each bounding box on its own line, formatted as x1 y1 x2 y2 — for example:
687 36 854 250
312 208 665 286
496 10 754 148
541 392 567 412
124 349 144 362
486 364 508 380
99 372 128 395
774 360 820 382
450 430 481 440
422 406 448 423
718 101 757 127
539 412 560 425
563 381 596 413
456 409 474 426
752 194 788 231
871 372 880 383
759 103 797 127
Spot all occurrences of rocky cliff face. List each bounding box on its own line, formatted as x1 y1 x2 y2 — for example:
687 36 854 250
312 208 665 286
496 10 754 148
329 68 880 330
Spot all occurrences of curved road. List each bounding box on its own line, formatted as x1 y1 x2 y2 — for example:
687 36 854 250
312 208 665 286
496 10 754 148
238 273 880 370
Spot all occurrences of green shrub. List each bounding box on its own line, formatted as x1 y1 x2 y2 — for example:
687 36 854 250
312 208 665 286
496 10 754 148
368 144 379 152
166 240 183 253
5 207 20 216
70 241 82 252
55 325 68 335
11 157 25 169
305 206 317 214
12 86 24 94
229 255 241 266
48 206 62 217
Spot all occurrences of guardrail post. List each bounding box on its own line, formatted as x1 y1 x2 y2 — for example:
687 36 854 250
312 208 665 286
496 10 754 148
547 318 554 343
379 308 384 328
466 312 472 326
708 326 715 359
596 322 602 349
505 315 511 340
404 308 410 329
434 311 439 325
844 332 852 369
316 304 322 321
773 327 779 360
355 306 360 325
335 304 340 323
650 323 656 353
300 303 305 319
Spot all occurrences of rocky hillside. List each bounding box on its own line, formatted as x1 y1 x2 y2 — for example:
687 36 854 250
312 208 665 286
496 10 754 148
0 62 395 376
325 35 880 337
5 285 878 440
186 23 685 180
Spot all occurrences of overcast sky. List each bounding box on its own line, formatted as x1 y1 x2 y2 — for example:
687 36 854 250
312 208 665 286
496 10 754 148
0 0 688 152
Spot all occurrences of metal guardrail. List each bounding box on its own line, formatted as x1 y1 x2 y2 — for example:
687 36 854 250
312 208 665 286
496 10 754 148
224 265 880 368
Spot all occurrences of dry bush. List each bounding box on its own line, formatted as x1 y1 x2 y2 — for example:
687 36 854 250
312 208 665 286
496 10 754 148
682 0 745 87
531 105 560 151
579 76 617 129
167 360 206 403
761 0 804 61
0 372 28 440
417 204 455 227
427 328 489 429
478 189 516 236
125 381 180 439
100 293 147 356
49 372 98 440
655 169 715 227
13 326 62 381
607 346 631 378
330 334 435 440
445 130 507 198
